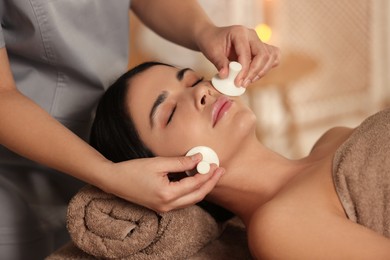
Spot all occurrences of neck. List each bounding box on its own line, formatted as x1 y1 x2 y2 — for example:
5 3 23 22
207 136 311 225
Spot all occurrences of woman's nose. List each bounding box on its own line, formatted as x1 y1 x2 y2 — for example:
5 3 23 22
193 84 212 109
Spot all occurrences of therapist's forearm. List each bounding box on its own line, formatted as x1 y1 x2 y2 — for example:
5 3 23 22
0 49 109 186
131 0 214 51
0 90 108 181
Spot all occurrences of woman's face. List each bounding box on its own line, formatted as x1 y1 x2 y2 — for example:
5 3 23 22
126 65 256 163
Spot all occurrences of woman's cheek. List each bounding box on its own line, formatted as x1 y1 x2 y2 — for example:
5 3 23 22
169 123 211 155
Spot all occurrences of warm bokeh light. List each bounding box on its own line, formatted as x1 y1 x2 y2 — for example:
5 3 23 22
255 23 272 43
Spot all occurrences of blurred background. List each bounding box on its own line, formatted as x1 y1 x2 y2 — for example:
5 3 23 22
128 0 390 159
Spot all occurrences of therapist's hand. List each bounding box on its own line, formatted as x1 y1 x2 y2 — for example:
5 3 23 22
100 153 224 213
196 25 281 88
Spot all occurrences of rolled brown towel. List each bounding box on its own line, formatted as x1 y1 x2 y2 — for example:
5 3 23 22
66 185 222 259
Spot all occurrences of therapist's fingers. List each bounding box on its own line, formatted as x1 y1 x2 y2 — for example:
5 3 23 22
196 25 280 87
214 55 230 80
162 164 225 211
255 44 280 78
151 163 224 213
104 156 222 213
230 27 279 87
203 26 251 82
229 28 252 86
241 41 270 85
226 26 264 86
152 153 202 173
243 43 281 86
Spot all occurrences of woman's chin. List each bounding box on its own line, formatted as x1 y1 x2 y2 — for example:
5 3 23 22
215 111 257 163
233 110 257 136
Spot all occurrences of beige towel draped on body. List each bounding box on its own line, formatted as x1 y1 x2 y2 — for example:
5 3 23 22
333 108 390 237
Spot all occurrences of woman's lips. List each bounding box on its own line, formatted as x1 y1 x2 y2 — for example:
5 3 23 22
212 96 233 127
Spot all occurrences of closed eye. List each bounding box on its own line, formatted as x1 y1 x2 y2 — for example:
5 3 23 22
167 105 177 125
191 77 204 87
167 77 203 125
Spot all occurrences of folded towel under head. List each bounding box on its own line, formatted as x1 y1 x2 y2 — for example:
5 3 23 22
66 185 221 259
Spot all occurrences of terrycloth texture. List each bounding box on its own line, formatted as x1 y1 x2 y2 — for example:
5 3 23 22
47 217 252 260
51 185 249 259
47 185 252 259
65 185 221 259
333 108 390 237
189 217 252 260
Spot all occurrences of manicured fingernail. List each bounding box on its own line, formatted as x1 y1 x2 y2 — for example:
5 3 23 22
215 168 225 175
191 153 201 161
239 79 244 86
252 75 260 82
219 68 228 78
243 79 251 87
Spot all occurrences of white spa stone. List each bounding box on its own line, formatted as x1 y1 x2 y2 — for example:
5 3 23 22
185 146 220 175
196 161 210 175
211 61 246 96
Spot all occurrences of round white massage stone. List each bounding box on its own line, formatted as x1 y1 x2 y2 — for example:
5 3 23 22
211 61 246 96
196 161 211 175
185 146 220 175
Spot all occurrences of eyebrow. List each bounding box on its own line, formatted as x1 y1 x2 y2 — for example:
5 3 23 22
176 68 191 81
149 91 168 127
149 68 192 127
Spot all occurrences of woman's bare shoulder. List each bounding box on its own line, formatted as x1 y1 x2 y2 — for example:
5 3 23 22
310 126 354 156
247 197 390 259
